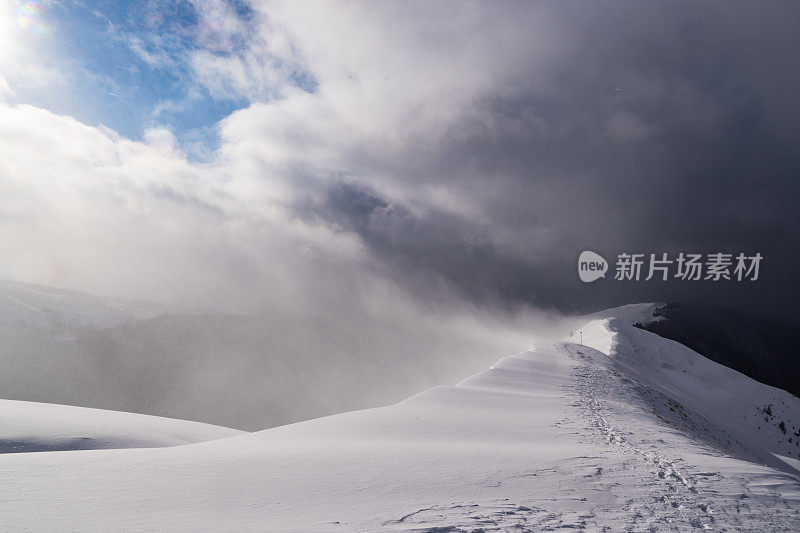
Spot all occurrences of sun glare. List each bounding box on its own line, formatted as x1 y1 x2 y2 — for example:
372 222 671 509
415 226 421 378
16 1 52 35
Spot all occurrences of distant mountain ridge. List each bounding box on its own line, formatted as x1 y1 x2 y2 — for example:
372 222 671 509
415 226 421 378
634 302 800 399
0 279 174 335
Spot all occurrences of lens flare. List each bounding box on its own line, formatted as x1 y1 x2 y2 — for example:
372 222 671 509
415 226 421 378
17 1 53 36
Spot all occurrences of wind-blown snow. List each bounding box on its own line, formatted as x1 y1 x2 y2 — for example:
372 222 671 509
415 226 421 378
1 303 798 530
0 399 244 453
581 301 666 326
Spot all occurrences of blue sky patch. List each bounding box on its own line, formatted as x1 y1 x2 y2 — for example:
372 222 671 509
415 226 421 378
8 0 296 160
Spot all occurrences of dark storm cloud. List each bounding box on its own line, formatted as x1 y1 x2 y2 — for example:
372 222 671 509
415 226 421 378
291 1 800 319
298 181 552 308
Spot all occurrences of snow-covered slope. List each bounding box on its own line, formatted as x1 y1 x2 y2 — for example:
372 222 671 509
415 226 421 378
0 399 244 453
636 302 800 398
0 303 798 531
579 303 800 475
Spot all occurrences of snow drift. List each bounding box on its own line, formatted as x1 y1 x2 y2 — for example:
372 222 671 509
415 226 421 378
0 399 244 453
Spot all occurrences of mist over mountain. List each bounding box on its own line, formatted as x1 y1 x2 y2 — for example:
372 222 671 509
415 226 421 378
0 280 547 430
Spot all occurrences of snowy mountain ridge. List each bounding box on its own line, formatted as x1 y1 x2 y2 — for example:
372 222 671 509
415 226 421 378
1 302 798 530
0 279 174 335
578 303 800 476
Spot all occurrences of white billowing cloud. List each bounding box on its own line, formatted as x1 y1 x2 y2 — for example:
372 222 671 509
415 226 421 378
142 126 179 152
0 1 572 313
0 103 369 311
188 0 297 101
175 2 593 290
271 2 555 123
0 1 583 321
